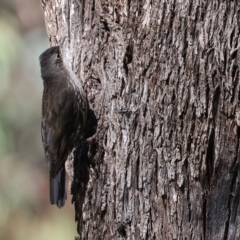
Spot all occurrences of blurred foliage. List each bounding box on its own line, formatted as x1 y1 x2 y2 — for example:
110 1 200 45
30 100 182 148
0 0 77 239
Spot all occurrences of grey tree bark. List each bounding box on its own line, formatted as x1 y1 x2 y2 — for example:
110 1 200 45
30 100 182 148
41 1 240 239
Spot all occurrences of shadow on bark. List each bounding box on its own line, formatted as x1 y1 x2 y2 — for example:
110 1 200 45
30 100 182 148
71 109 97 230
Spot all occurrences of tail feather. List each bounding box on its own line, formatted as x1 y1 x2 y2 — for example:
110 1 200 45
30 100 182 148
50 167 66 208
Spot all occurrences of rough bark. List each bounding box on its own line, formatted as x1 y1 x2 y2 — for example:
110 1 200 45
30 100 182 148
41 0 240 239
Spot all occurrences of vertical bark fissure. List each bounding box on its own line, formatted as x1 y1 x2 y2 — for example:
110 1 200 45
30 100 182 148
206 129 215 187
223 165 238 240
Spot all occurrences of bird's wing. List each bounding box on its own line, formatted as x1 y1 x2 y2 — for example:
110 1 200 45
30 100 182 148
41 86 78 177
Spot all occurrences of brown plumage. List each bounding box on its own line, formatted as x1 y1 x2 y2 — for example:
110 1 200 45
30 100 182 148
39 46 88 208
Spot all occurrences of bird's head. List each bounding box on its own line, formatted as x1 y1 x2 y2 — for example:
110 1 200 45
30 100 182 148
39 46 65 80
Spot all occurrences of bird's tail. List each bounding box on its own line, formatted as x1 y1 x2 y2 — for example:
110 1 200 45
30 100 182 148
50 167 66 208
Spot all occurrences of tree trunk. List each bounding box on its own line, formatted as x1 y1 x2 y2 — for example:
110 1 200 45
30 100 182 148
41 1 240 239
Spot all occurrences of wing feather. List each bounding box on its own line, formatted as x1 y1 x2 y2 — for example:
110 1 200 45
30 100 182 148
42 85 77 177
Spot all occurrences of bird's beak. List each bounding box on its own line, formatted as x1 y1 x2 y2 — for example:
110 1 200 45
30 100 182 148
59 48 67 68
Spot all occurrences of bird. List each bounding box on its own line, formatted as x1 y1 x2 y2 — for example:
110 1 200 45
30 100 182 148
39 46 88 208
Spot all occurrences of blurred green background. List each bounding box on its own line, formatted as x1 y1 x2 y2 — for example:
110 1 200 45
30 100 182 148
0 0 77 239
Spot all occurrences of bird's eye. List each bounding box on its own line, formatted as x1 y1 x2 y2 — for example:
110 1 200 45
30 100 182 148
57 53 61 58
